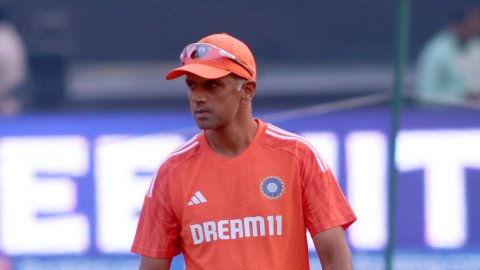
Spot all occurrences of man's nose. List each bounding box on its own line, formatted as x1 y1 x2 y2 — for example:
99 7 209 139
190 88 207 102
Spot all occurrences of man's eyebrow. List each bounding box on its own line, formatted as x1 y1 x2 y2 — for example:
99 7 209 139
206 79 222 84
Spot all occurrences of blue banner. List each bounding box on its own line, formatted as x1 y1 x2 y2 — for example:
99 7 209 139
0 106 479 269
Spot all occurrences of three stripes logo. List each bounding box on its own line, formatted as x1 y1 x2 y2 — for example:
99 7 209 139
187 191 207 206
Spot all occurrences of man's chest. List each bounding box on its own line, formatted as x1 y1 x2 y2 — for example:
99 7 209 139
176 161 299 212
169 157 304 245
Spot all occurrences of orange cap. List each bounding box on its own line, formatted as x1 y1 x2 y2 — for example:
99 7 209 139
165 33 256 81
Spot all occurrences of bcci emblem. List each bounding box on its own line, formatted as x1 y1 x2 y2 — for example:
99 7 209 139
260 176 285 200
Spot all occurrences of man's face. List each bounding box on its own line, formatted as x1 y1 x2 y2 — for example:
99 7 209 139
185 74 243 130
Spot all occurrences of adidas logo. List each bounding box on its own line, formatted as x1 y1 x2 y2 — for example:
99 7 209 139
187 191 207 206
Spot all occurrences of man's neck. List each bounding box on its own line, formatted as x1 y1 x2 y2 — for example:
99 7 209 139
205 118 259 158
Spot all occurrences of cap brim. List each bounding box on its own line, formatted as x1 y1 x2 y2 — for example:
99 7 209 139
165 63 231 80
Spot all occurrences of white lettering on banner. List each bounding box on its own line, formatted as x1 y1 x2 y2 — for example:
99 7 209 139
300 132 339 178
0 136 89 254
190 215 283 245
397 130 480 248
0 129 478 254
95 135 184 252
346 132 388 249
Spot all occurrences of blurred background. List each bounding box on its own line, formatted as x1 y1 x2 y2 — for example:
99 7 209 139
0 0 479 269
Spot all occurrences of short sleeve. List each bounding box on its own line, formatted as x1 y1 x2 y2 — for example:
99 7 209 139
301 147 356 236
131 165 181 258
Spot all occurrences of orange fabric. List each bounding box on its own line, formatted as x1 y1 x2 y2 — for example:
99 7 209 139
165 33 256 81
131 120 356 269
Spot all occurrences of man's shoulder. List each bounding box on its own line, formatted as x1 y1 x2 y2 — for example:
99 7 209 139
261 122 314 154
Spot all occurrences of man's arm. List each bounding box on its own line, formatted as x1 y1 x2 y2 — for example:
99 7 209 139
312 226 352 270
139 256 172 270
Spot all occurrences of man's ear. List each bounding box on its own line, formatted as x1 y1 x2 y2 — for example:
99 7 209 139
241 81 257 102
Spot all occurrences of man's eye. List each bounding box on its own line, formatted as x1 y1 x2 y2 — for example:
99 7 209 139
186 82 196 89
205 81 219 89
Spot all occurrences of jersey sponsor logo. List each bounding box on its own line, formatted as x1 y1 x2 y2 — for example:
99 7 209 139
260 176 284 199
189 215 283 245
187 191 207 206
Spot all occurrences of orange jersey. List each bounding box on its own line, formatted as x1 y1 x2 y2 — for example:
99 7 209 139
131 120 356 269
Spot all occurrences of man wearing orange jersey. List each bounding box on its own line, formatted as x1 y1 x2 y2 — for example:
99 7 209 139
131 33 357 270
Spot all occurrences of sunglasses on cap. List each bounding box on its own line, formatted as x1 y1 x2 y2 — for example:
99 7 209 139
180 43 254 77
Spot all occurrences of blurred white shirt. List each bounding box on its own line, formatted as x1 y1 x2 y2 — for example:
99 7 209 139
0 21 26 96
0 21 26 115
458 38 480 92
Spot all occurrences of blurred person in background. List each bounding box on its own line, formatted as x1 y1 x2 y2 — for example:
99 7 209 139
415 6 480 106
457 36 480 104
0 5 26 115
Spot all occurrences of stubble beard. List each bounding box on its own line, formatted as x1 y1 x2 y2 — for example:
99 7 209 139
194 114 217 131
